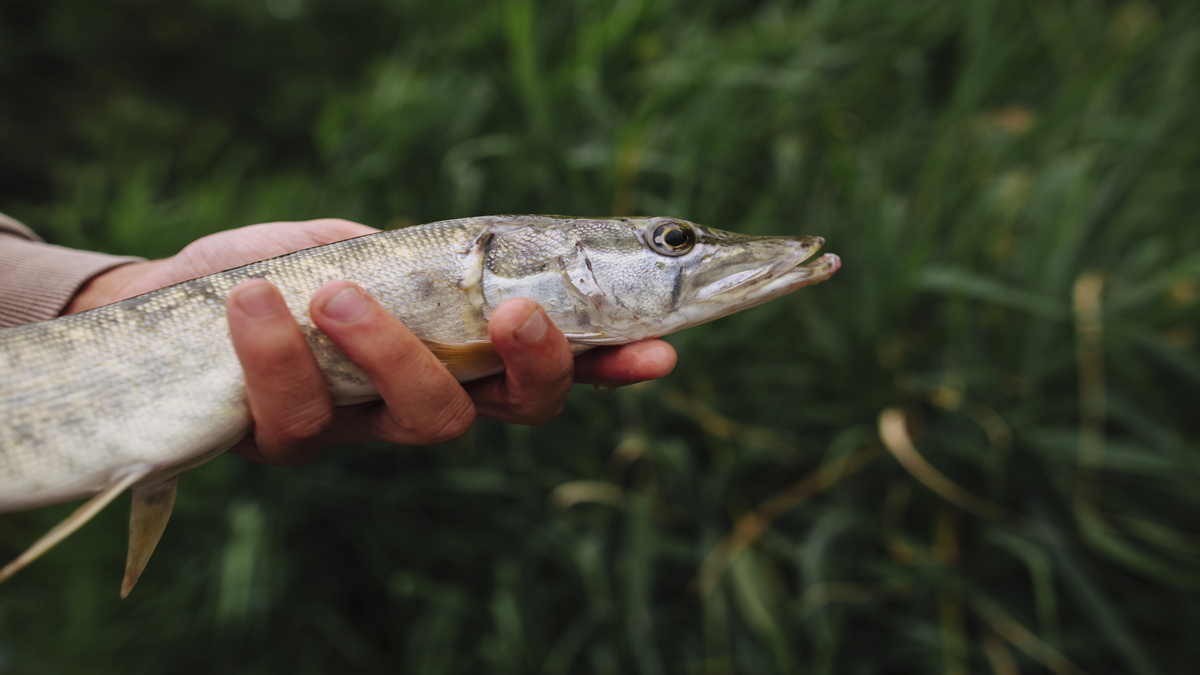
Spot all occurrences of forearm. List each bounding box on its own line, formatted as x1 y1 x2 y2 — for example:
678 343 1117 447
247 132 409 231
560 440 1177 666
0 213 144 327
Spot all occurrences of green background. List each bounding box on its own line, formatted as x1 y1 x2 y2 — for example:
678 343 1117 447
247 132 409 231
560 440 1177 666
2 1 1199 673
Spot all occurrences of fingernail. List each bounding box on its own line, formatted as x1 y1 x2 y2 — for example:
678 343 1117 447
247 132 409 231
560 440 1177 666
322 287 368 322
513 307 547 344
234 283 280 317
594 384 616 395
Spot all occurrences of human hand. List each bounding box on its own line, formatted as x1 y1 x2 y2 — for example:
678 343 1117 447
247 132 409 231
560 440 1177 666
66 219 678 464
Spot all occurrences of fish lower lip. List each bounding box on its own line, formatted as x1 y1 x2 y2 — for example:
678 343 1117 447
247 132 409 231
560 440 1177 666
695 252 839 301
746 253 841 299
794 252 840 278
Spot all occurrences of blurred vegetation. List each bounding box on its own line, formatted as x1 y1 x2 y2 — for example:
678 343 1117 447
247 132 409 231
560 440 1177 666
2 0 1200 673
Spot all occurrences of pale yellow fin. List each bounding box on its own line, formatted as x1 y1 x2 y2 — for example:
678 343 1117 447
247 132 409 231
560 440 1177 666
0 466 154 586
121 477 179 598
423 339 506 382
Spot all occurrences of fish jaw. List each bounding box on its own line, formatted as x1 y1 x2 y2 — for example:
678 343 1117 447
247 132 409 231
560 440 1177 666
739 252 841 303
671 251 841 333
690 235 827 301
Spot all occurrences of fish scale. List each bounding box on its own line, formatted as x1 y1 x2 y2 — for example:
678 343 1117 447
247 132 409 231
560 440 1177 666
0 214 839 595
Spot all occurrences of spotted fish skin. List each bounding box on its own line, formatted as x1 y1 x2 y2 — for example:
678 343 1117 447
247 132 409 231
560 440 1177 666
0 217 493 511
0 215 839 513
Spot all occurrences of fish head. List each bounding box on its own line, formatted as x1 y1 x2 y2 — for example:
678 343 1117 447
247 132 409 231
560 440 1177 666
480 216 840 344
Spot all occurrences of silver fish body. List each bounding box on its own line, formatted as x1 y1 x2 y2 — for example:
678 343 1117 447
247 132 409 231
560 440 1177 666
0 215 838 591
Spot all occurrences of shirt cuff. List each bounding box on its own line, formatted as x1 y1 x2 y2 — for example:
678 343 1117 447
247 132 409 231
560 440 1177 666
0 234 145 327
0 211 42 241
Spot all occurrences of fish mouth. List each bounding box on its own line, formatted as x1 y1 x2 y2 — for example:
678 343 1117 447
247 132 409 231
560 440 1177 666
741 251 841 302
693 236 840 302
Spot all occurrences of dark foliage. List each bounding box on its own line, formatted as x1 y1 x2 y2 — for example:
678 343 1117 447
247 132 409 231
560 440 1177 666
2 1 1199 673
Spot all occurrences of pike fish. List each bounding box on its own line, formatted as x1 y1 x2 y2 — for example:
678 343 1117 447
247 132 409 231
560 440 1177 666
0 215 839 595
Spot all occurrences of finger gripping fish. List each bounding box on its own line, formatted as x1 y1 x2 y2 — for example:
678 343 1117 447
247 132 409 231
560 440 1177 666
0 215 839 595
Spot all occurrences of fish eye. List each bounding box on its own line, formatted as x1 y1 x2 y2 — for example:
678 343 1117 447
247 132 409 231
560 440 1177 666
648 221 696 256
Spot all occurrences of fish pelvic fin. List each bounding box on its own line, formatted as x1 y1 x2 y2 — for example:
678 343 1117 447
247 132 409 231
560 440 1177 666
121 476 179 598
0 465 155 587
423 339 506 382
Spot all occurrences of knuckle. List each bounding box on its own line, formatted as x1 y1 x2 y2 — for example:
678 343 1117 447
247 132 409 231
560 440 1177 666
510 398 565 426
269 407 335 447
410 397 477 444
377 341 425 370
549 360 574 387
505 374 571 425
523 350 574 386
549 362 576 389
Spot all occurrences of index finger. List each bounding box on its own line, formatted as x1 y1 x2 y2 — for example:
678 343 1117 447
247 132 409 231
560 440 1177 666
310 281 477 445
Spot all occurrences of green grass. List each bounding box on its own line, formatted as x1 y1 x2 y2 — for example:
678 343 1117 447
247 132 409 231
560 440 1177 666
2 0 1199 673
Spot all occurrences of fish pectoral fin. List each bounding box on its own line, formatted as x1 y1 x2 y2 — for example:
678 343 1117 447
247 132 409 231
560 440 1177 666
423 339 506 382
121 476 179 598
0 465 156 587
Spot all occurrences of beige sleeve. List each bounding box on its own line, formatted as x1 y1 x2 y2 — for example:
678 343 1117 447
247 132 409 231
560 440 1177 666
0 212 145 327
